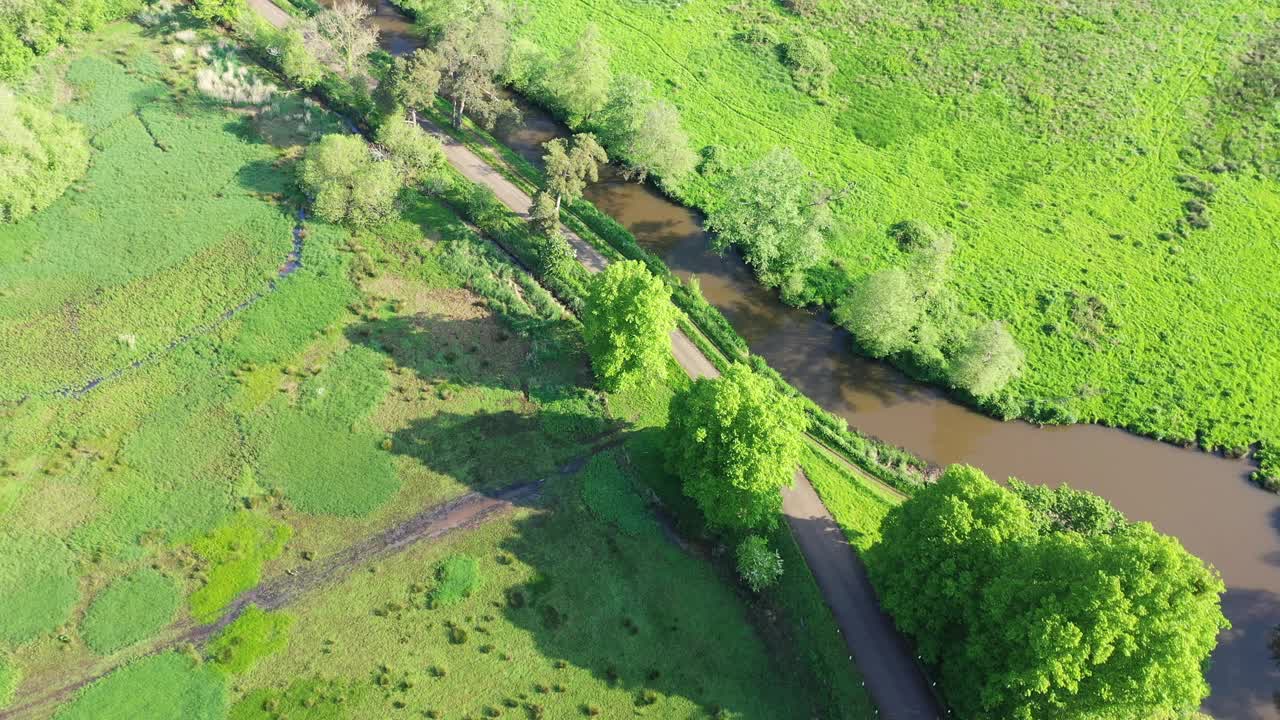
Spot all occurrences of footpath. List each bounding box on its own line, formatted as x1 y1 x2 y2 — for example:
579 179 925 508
249 3 942 716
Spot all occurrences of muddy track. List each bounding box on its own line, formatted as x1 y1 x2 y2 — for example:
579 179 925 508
0 481 543 720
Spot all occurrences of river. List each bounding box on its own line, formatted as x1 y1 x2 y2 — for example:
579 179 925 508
353 1 1280 715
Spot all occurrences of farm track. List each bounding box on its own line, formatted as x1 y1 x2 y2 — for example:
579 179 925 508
0 481 545 720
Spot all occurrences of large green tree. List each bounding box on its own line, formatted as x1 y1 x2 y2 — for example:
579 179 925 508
706 147 830 291
580 260 675 390
299 134 400 228
432 0 517 128
0 90 89 224
665 364 808 531
949 319 1024 398
541 133 606 213
593 74 696 189
867 465 1228 720
832 267 921 358
376 118 445 185
552 23 611 124
388 48 441 123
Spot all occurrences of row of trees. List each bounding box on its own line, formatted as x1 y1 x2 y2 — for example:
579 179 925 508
834 220 1025 398
868 465 1228 720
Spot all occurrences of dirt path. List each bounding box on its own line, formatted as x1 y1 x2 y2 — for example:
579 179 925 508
0 483 542 720
246 0 291 28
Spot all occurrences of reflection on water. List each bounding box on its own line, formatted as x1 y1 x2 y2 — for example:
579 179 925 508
359 3 1280 715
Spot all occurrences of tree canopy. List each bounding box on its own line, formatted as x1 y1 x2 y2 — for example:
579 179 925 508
376 118 445 185
552 23 611 124
950 320 1025 398
706 147 830 291
867 465 1228 720
593 74 697 189
0 90 89 224
665 364 808 531
388 48 442 121
299 134 400 228
832 267 920 358
580 260 675 390
305 0 378 80
432 0 517 128
542 133 607 212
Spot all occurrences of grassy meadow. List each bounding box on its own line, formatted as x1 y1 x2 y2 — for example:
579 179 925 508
513 0 1280 454
0 17 877 720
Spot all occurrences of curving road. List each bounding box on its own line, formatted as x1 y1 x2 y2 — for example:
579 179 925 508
247 2 943 716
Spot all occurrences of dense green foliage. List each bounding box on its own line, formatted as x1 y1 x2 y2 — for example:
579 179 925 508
208 605 294 674
666 364 807 530
80 568 181 654
706 147 830 295
53 652 226 720
867 465 1229 720
300 134 401 227
376 116 445 185
512 0 1280 454
0 0 142 81
735 535 783 592
581 260 676 390
0 91 89 224
541 133 606 212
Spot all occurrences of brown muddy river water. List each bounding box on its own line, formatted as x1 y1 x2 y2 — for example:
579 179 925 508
358 4 1280 716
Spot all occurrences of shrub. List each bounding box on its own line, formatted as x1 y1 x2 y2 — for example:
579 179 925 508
735 535 783 591
949 320 1024 398
299 133 401 227
0 90 90 224
81 569 181 654
833 268 921 358
782 36 834 97
427 554 481 608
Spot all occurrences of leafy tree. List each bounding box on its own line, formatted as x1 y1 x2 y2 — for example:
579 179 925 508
191 0 245 25
529 189 574 276
376 117 445 184
542 133 607 213
593 75 696 188
581 260 675 390
299 134 400 227
666 364 808 531
396 0 477 39
623 100 697 188
306 0 379 80
833 268 921 357
0 90 89 223
736 535 783 592
528 189 559 236
706 147 830 290
278 28 324 89
867 465 1228 720
388 48 441 123
1007 478 1126 536
0 29 34 82
433 0 517 129
950 319 1024 397
552 23 611 124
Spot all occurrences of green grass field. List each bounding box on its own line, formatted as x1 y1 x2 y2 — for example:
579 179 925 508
0 17 879 719
513 0 1280 453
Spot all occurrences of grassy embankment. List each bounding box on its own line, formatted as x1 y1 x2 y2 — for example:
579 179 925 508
0 18 878 719
513 0 1280 459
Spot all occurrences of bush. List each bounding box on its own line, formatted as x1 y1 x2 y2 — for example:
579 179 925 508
736 535 783 592
0 91 90 223
427 555 480 608
81 569 181 654
299 134 401 227
782 36 834 98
